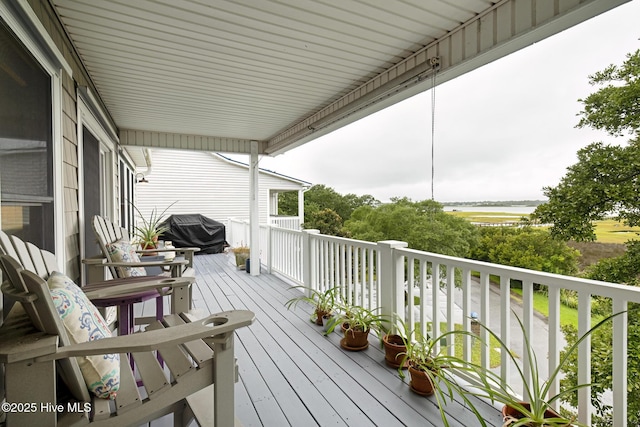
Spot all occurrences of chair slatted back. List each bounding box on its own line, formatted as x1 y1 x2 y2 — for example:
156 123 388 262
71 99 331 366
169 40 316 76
18 268 91 402
10 235 38 276
0 230 18 259
92 216 130 279
0 254 44 331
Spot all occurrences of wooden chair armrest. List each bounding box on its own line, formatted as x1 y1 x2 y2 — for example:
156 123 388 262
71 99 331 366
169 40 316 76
82 276 194 299
138 247 200 253
99 258 189 268
81 256 107 265
36 310 255 361
0 331 59 363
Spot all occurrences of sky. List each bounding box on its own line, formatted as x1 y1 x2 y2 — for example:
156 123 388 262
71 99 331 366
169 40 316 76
248 1 640 204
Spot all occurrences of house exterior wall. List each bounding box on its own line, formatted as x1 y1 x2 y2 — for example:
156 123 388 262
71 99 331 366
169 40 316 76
4 1 119 282
134 149 305 227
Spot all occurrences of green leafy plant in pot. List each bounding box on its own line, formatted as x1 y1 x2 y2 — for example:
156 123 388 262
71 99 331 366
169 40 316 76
325 303 388 351
231 245 250 269
396 320 488 427
469 311 623 427
131 201 176 251
381 314 409 369
285 285 341 325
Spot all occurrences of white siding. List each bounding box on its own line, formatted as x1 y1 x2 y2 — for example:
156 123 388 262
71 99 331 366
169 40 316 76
134 149 305 226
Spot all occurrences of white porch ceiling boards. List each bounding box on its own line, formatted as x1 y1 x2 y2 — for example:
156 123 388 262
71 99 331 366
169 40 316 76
51 0 629 156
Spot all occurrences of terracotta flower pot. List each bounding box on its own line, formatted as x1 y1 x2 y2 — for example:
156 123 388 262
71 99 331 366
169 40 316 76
382 334 408 369
315 308 330 325
340 326 370 350
502 403 565 426
408 364 435 396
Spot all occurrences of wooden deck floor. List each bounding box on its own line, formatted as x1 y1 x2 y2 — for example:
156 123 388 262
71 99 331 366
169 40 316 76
142 253 503 427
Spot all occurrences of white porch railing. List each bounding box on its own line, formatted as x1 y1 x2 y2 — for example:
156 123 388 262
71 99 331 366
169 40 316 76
227 221 640 426
269 216 301 230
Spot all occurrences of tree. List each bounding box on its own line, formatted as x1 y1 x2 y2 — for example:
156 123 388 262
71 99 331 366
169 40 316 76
304 208 350 237
535 49 640 426
277 191 299 216
344 198 478 258
470 227 579 277
576 49 640 137
533 139 640 241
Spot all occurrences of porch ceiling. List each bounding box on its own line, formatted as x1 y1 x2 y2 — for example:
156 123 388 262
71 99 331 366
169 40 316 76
51 0 628 156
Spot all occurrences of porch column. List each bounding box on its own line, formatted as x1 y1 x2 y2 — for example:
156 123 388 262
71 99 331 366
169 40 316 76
249 140 260 276
378 240 408 331
297 189 305 230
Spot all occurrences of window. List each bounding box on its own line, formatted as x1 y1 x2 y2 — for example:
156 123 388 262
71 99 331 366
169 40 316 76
0 18 54 251
119 160 135 234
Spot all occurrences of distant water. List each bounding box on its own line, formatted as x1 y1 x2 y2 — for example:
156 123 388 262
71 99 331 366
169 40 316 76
443 205 536 215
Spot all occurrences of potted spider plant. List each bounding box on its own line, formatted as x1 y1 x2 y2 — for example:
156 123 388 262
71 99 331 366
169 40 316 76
325 303 388 351
285 285 341 325
131 201 176 251
395 321 488 427
381 314 409 369
470 311 623 427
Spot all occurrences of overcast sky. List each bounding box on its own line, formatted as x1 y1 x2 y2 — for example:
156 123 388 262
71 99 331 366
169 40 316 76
252 1 640 203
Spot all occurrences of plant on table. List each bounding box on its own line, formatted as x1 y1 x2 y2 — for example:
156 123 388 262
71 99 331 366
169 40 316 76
470 311 623 427
132 201 177 250
285 285 341 325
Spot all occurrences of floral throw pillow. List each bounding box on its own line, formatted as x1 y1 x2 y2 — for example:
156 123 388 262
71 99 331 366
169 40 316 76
106 239 146 277
48 272 120 399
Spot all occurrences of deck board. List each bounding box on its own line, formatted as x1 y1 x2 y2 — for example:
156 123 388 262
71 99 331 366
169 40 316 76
138 253 503 426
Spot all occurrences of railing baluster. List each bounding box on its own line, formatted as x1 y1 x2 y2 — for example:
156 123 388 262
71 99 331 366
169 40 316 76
577 291 592 424
499 275 510 390
522 279 535 401
462 267 472 363
432 262 441 354
612 298 628 427
446 265 455 357
479 271 490 371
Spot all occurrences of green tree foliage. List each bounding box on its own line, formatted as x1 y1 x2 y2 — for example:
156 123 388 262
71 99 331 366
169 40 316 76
470 227 579 276
303 184 379 224
537 49 640 426
305 208 350 237
344 198 478 257
576 49 640 137
533 139 640 241
583 240 640 286
277 191 298 216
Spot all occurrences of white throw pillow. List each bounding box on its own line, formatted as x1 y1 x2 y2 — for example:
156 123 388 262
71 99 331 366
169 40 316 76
48 272 120 399
106 239 146 277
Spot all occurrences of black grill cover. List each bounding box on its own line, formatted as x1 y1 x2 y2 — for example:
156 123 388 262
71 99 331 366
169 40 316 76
159 214 227 254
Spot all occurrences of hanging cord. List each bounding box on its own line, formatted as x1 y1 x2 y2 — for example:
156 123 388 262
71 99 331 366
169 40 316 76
430 61 438 201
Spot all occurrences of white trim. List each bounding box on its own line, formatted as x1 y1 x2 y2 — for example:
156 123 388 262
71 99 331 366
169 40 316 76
77 95 119 262
0 0 72 76
1 0 67 263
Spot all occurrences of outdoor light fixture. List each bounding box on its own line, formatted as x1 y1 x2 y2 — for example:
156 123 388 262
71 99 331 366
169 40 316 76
135 173 148 183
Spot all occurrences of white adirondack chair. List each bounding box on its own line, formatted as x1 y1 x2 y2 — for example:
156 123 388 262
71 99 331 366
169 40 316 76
0 252 254 426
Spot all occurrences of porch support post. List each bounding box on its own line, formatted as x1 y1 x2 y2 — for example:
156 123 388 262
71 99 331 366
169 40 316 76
378 240 408 332
302 229 320 294
249 140 260 276
297 189 305 230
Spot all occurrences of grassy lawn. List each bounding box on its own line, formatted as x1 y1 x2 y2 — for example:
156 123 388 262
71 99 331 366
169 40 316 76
509 288 579 328
447 210 527 225
447 211 640 244
434 323 504 368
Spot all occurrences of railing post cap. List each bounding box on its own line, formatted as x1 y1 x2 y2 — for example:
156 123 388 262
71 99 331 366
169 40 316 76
303 229 320 235
377 240 408 248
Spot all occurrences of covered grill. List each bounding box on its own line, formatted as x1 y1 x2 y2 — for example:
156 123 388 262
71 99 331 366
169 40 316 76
159 214 227 254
